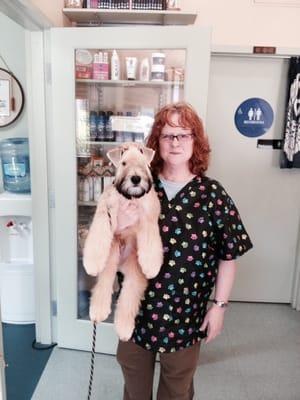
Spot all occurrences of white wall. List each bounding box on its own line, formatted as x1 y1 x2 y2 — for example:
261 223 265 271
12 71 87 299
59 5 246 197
184 0 300 48
0 12 28 191
29 0 71 27
27 0 300 48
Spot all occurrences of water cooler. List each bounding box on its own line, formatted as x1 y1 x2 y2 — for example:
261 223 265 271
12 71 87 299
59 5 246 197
0 193 35 324
0 137 34 324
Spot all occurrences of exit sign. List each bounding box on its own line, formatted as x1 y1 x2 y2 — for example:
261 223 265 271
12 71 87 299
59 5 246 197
253 46 277 54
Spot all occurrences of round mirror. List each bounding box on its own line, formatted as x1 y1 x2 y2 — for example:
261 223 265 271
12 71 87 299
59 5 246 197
0 67 25 128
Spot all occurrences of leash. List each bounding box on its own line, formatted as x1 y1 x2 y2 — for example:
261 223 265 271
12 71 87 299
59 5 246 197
87 322 97 400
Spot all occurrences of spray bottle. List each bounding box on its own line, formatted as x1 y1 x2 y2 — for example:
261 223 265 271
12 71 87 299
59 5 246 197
111 50 120 81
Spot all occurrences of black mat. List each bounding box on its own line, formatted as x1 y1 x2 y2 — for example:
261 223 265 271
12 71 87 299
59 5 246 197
2 323 54 400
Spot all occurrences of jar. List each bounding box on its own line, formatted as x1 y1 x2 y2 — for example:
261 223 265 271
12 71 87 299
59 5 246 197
65 0 83 8
0 138 31 193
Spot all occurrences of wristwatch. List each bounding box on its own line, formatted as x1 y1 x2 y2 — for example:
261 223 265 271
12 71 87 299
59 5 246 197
213 299 229 308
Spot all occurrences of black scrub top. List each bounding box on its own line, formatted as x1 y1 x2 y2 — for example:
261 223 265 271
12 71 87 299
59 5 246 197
131 175 253 353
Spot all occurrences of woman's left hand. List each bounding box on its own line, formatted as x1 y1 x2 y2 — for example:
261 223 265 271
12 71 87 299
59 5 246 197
199 305 225 344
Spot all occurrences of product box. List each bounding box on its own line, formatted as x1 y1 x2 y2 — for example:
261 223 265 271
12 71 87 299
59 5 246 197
75 49 93 79
99 63 109 80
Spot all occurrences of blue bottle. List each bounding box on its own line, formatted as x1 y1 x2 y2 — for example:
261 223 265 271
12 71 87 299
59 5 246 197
105 111 115 142
89 111 98 141
0 138 31 193
96 111 106 142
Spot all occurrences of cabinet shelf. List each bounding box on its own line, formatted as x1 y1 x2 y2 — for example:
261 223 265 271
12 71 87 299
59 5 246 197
76 79 184 87
63 8 197 26
78 201 97 207
79 141 125 145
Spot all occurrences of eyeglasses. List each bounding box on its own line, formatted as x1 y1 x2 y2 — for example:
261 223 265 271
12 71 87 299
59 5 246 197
160 134 194 143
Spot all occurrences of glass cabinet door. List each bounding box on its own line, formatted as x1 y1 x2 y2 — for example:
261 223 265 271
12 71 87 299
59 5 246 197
51 26 211 353
76 48 186 322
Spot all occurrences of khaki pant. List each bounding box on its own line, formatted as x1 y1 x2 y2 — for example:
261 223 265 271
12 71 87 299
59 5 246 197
116 340 201 400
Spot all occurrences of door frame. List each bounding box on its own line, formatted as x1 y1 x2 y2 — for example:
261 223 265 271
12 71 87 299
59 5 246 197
0 307 6 400
209 48 300 304
292 218 300 310
25 30 53 345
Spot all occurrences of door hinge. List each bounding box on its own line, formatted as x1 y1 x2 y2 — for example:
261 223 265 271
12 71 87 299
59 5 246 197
49 190 55 209
51 300 57 316
45 62 52 85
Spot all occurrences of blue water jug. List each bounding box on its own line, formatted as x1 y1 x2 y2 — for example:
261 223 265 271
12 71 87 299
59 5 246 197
0 138 31 193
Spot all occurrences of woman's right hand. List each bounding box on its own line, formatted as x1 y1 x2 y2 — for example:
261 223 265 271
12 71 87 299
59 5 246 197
116 197 140 233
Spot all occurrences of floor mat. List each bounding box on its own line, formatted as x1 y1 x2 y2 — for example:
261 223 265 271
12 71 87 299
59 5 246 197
2 323 54 400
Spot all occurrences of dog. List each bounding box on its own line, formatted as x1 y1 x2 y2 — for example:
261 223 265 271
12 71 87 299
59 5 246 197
83 142 163 341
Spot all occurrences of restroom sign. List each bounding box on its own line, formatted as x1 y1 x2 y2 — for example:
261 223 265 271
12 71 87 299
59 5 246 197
234 98 274 137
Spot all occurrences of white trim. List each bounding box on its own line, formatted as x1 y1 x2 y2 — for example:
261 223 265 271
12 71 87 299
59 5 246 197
292 218 300 311
254 0 300 7
25 31 52 344
0 307 6 400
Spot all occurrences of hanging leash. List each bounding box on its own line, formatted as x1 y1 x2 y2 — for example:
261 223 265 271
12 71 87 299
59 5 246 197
87 207 112 399
87 321 97 400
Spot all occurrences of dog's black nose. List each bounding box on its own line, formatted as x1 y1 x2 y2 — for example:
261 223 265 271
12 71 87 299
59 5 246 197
131 175 141 185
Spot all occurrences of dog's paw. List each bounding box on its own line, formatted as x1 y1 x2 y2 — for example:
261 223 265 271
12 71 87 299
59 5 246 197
140 262 162 279
143 269 159 279
138 254 163 279
89 303 111 323
114 318 135 341
82 260 99 277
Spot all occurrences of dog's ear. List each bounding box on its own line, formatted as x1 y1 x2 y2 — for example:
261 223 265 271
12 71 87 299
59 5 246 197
107 148 122 167
143 147 155 165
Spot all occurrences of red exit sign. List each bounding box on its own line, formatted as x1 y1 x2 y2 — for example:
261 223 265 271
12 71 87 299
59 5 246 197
253 46 277 54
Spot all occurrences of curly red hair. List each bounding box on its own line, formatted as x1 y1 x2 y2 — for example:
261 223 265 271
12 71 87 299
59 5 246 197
146 102 211 176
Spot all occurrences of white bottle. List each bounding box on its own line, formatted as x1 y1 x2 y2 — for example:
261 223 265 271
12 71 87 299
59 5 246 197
111 50 120 81
139 58 150 81
83 178 90 202
78 177 84 201
88 176 94 201
94 177 102 202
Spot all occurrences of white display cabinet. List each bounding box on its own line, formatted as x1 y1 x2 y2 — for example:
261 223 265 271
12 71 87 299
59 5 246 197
50 25 211 353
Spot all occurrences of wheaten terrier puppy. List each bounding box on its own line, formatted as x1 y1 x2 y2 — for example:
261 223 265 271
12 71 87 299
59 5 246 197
83 143 163 341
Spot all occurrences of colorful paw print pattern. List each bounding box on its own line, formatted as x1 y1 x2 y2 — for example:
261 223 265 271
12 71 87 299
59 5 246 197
132 175 253 353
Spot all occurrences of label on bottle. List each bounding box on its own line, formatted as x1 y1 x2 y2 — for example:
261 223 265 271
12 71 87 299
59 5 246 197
89 112 98 140
3 162 26 178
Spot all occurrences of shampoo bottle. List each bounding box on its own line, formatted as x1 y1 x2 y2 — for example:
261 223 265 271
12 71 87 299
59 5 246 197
139 58 150 81
92 53 101 80
111 50 120 81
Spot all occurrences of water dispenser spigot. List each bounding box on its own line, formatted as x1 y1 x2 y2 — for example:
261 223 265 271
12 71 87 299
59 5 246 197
18 222 29 233
5 219 18 234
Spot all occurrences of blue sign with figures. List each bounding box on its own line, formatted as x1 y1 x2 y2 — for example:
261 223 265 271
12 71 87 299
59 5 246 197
234 98 274 138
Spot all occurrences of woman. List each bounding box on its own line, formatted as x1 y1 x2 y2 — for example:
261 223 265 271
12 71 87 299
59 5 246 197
116 102 253 400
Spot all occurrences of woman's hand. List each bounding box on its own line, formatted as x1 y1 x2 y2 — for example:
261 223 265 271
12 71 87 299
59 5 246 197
199 305 225 344
116 197 140 233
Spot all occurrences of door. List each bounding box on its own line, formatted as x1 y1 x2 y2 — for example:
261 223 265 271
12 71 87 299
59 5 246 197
206 55 300 302
50 26 211 353
0 308 6 400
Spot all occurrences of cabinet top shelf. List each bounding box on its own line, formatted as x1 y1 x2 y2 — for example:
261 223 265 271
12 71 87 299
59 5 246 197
63 8 197 26
76 79 184 87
